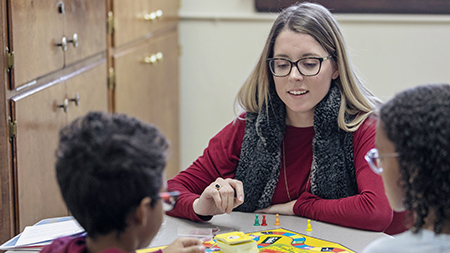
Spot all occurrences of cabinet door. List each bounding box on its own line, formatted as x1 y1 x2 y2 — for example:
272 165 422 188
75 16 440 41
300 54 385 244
113 0 178 48
150 0 179 33
66 61 108 121
151 31 179 179
113 0 149 47
9 0 64 88
10 84 69 232
64 0 107 65
114 31 179 179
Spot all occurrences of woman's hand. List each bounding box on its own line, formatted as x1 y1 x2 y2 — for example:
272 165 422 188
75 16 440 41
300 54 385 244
193 178 244 216
256 200 295 215
162 237 205 253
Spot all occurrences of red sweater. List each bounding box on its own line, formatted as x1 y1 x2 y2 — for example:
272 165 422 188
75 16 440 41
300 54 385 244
168 116 405 233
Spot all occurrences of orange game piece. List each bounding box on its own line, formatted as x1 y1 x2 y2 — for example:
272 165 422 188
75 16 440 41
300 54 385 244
274 214 280 226
261 215 267 226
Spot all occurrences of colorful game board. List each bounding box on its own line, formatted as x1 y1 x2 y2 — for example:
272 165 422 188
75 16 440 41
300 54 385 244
140 228 355 253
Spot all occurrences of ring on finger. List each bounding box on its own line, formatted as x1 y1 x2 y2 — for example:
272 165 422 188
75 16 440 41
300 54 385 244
215 184 221 191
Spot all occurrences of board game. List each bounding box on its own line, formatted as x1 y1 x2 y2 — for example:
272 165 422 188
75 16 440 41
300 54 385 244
140 228 355 253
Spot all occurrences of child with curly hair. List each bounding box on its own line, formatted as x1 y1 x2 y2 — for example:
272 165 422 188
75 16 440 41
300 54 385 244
41 112 205 253
363 84 450 252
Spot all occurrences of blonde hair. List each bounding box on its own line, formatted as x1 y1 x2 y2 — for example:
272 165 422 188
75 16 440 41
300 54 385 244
235 2 381 132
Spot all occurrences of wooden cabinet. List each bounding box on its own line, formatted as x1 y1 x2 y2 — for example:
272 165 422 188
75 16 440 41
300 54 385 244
10 62 107 231
8 0 106 89
0 0 109 243
8 0 64 88
108 0 180 179
0 0 180 244
112 0 178 47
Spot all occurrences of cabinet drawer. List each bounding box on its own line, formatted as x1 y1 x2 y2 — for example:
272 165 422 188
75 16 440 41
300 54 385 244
113 0 179 47
64 0 107 66
66 62 108 122
9 61 108 231
114 31 179 178
8 0 106 89
9 0 64 88
11 83 68 231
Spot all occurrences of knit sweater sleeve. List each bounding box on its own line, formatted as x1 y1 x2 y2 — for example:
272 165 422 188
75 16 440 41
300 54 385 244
166 117 245 221
293 117 393 232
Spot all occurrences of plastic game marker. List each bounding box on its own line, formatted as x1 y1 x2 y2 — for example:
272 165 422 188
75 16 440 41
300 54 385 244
274 214 280 226
261 215 267 226
306 219 312 232
254 214 260 226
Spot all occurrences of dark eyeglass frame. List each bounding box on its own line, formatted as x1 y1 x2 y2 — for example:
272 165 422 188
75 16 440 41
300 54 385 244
266 55 333 77
158 191 180 212
364 148 399 174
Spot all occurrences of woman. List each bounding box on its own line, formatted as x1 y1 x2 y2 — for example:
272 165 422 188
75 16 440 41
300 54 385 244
168 2 401 233
362 84 450 252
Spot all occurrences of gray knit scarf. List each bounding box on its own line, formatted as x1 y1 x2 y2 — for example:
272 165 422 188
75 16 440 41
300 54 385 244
234 85 358 212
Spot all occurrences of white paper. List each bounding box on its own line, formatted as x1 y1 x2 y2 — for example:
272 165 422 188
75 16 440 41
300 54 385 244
16 219 84 246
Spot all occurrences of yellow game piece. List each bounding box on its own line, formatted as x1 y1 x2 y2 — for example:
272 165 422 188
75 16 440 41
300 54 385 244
306 219 312 232
274 214 280 226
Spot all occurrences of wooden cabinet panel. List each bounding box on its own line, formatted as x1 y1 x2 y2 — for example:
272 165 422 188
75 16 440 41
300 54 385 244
64 0 107 65
113 0 179 48
11 84 68 231
114 31 179 179
114 41 154 121
149 0 179 36
0 0 179 243
151 31 179 180
9 0 64 87
9 62 107 232
8 0 106 89
66 62 108 121
112 0 147 48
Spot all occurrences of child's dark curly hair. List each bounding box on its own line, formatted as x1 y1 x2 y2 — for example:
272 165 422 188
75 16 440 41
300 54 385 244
56 111 168 238
379 83 450 233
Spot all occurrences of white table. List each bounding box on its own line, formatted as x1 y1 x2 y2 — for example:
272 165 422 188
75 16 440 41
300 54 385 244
150 212 390 252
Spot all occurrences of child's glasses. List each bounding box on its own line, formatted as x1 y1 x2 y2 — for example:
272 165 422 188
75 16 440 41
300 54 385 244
365 148 399 174
159 191 180 211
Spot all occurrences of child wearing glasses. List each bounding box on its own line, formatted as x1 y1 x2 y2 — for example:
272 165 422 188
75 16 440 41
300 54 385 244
41 112 205 253
167 2 405 235
362 84 450 252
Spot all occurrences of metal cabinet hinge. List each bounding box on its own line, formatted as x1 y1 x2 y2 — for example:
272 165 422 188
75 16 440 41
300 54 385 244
108 67 116 90
6 47 14 71
107 11 116 34
8 117 17 141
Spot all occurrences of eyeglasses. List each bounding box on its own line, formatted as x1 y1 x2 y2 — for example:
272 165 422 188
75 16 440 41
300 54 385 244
364 148 399 174
267 55 333 77
159 191 180 211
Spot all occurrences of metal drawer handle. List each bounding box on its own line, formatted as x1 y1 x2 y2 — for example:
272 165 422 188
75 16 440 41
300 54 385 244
144 12 157 21
58 2 65 14
144 52 163 64
69 93 80 106
156 9 163 19
68 33 78 48
144 10 163 21
56 37 67 51
156 52 163 61
57 98 69 112
144 54 157 64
